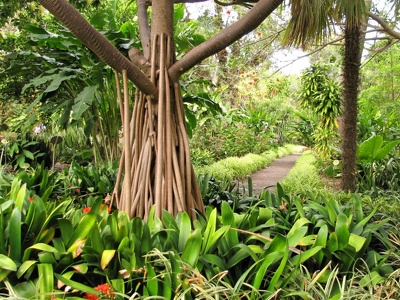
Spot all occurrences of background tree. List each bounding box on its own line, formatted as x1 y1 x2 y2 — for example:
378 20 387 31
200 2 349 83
283 0 367 192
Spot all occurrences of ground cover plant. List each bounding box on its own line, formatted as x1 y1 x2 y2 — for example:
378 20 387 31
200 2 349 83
0 149 399 299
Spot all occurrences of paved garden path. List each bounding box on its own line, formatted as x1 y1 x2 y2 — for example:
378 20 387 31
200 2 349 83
246 153 302 194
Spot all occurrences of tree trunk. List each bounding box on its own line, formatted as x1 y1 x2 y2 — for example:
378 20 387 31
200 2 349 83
37 0 284 220
341 24 361 192
340 0 371 193
114 0 205 220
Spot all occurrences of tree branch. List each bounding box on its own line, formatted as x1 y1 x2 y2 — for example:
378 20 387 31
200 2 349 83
136 0 151 58
37 0 158 99
168 0 284 81
368 12 400 40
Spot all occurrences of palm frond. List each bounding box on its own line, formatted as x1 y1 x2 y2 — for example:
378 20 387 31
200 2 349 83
282 0 335 49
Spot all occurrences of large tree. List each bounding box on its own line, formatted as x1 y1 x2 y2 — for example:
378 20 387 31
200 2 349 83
36 0 284 219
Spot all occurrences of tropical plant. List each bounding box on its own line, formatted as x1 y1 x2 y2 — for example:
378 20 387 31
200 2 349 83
298 64 341 158
357 135 400 194
4 134 49 170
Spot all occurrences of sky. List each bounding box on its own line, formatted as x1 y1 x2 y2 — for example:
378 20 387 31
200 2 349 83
184 2 309 75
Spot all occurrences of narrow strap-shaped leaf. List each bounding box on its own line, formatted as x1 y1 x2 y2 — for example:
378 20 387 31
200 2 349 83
55 273 97 294
38 263 54 300
145 263 158 296
178 212 191 252
17 260 37 279
182 228 202 266
9 207 22 262
0 254 17 271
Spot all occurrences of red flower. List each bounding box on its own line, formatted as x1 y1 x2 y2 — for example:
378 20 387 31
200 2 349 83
257 32 261 37
84 283 114 299
29 196 34 202
100 204 111 213
82 207 91 213
226 9 231 14
84 294 98 300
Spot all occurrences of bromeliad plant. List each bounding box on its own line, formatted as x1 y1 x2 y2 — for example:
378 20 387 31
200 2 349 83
0 172 394 299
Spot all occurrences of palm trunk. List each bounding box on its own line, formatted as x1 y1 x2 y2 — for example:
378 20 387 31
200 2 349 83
341 24 361 192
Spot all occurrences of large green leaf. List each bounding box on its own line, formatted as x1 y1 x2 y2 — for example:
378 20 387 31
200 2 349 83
71 85 98 120
178 212 192 253
358 135 399 162
0 254 18 271
182 228 202 266
67 213 96 248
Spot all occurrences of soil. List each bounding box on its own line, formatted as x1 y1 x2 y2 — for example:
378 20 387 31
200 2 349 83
244 153 303 195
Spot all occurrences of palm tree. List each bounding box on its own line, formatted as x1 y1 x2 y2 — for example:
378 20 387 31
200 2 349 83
283 0 367 192
36 0 285 219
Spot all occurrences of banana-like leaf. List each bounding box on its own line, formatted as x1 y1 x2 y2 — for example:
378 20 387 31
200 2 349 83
37 227 56 245
204 225 230 254
10 178 22 204
313 224 328 266
358 135 399 162
327 232 339 253
67 238 86 258
58 219 74 245
268 238 289 292
353 194 364 223
202 208 217 253
71 85 98 120
290 246 323 266
227 244 259 268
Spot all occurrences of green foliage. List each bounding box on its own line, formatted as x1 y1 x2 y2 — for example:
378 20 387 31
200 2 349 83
280 150 326 195
357 135 400 194
0 162 396 299
288 111 316 147
3 135 48 170
299 64 341 127
198 146 297 181
298 64 341 158
358 135 399 163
